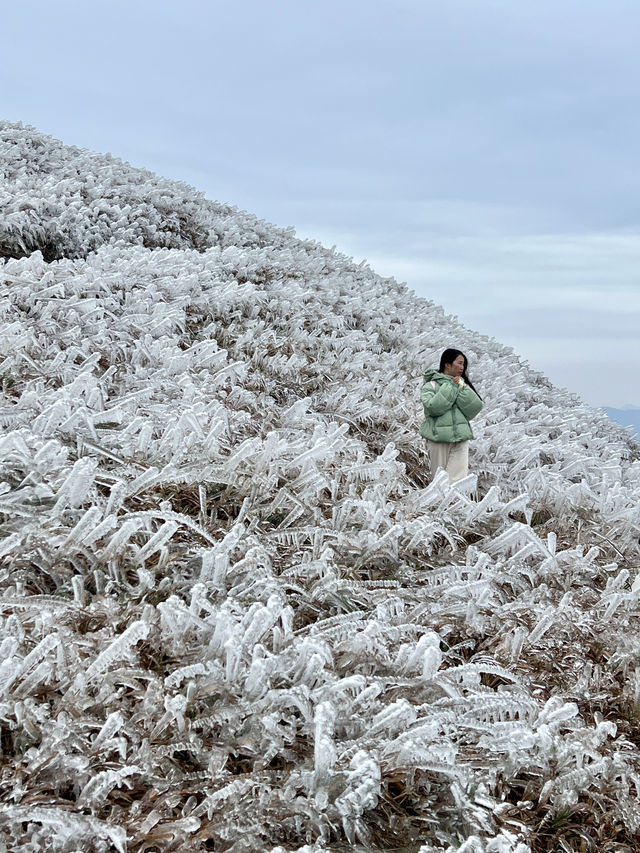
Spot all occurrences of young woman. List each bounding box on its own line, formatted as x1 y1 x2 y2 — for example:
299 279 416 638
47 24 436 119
420 348 483 483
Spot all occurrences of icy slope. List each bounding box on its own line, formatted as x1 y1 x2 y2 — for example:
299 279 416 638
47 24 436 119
1 121 639 853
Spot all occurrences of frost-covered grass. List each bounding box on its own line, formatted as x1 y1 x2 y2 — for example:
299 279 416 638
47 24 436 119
0 121 639 853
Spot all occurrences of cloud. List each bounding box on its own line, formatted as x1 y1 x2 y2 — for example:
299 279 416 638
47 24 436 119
475 306 640 341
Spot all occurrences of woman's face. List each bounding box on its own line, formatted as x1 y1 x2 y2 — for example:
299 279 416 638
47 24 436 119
444 355 465 377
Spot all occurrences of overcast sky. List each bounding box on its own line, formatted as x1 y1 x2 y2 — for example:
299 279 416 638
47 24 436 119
3 0 639 407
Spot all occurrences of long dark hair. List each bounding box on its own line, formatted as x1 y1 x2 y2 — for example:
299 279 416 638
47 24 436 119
439 348 482 399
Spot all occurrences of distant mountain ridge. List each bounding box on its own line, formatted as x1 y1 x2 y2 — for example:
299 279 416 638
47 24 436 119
1 120 640 853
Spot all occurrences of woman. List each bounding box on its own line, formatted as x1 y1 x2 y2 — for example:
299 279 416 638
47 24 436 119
420 348 483 483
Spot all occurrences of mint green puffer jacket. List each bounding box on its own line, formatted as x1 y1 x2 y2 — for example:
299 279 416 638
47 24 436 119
419 368 483 443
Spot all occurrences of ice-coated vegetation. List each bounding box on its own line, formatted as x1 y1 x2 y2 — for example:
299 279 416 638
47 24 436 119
1 121 639 853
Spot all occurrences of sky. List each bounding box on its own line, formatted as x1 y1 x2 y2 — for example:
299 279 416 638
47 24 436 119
2 0 639 407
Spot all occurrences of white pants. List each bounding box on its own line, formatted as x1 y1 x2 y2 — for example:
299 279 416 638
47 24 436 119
427 440 469 483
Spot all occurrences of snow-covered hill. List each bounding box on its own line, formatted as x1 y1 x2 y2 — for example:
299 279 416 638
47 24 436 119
1 121 639 853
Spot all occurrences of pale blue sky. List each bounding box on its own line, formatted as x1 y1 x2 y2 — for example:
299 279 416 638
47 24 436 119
3 0 639 406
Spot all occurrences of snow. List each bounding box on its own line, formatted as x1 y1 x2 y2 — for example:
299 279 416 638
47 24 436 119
0 120 639 852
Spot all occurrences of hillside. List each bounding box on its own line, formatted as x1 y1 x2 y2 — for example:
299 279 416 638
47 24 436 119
1 121 639 853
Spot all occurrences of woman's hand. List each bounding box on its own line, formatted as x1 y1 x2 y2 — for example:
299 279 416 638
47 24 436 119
453 376 460 384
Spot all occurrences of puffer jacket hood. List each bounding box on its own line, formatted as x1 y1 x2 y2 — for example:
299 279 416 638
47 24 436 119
423 368 445 383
